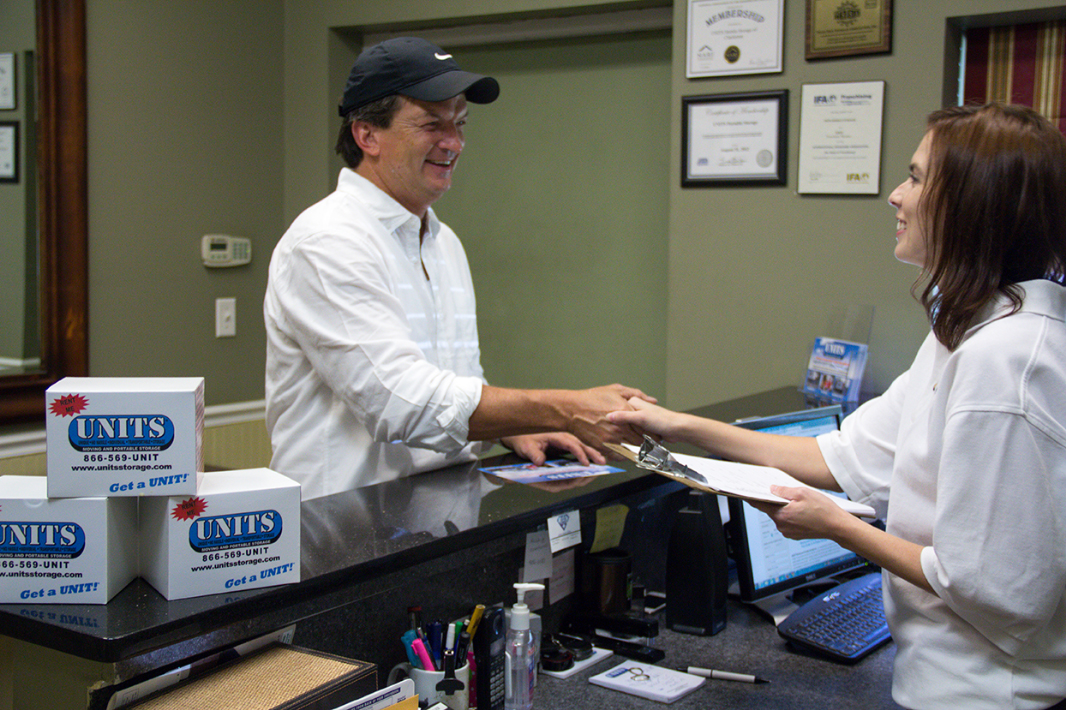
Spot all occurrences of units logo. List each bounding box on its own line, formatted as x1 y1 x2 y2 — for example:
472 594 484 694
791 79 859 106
0 522 86 558
67 415 175 452
188 510 283 553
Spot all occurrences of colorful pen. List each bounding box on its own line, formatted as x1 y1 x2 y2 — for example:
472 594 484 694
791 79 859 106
412 637 436 672
467 604 486 639
401 629 420 668
680 666 770 684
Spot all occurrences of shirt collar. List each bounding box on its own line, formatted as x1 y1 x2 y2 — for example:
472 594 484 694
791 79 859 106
967 279 1066 337
336 168 441 243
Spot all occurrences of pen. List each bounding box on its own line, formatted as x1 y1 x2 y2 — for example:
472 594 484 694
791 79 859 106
401 629 421 668
455 630 470 662
427 620 444 667
467 604 485 639
412 637 436 672
680 666 770 684
408 605 423 632
446 622 456 658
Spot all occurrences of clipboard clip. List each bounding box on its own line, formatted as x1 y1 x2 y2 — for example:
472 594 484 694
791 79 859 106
635 436 709 486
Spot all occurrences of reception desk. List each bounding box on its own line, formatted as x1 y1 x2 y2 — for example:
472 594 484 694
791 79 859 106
0 387 898 709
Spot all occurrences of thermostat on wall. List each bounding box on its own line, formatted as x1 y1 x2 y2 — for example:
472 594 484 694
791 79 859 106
201 234 252 267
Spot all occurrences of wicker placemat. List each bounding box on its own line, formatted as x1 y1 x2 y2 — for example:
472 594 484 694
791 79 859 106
132 645 368 709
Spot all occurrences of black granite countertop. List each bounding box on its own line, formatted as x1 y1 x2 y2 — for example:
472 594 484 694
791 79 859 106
0 387 820 667
537 601 901 710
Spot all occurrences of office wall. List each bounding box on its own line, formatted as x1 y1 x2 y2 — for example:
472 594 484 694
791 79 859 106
283 0 1066 414
665 0 1066 409
59 0 1066 421
85 0 284 406
0 0 36 367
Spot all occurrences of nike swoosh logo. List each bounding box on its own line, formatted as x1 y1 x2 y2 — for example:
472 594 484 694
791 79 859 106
435 53 453 60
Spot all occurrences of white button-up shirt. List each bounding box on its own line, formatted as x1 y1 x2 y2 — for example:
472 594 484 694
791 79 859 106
264 169 485 500
819 279 1066 709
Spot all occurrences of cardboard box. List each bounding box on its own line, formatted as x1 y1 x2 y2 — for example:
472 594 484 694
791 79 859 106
0 476 138 604
46 377 205 498
140 469 301 600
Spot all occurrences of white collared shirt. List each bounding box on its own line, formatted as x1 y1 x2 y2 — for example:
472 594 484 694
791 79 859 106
819 279 1066 709
264 169 485 500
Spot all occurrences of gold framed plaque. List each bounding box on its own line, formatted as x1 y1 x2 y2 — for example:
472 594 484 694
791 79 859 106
806 0 892 60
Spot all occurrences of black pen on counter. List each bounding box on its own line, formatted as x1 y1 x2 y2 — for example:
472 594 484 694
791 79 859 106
680 666 770 684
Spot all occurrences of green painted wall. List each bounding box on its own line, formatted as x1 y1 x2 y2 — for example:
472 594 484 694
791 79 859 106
40 0 1066 419
85 0 284 405
434 33 670 395
663 0 1066 409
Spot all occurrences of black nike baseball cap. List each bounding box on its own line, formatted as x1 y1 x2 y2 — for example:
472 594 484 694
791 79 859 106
338 37 500 116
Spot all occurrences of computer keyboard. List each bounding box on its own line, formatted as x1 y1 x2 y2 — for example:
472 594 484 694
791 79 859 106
777 572 891 664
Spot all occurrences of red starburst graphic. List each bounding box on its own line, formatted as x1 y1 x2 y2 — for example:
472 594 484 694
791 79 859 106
171 497 208 521
49 394 90 417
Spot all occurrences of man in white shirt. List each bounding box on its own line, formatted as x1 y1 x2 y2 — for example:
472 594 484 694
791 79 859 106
265 37 651 499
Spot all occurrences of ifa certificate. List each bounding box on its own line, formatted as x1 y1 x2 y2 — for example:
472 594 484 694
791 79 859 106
687 0 784 77
798 81 885 194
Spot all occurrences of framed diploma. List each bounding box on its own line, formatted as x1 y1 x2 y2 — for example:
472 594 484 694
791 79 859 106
805 0 892 60
0 122 17 183
0 53 15 110
682 90 788 187
798 81 885 194
687 0 784 78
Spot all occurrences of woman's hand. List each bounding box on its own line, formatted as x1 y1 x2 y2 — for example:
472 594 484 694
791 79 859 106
749 485 852 542
605 397 689 443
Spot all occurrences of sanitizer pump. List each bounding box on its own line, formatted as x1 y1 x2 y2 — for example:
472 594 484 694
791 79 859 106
505 582 544 710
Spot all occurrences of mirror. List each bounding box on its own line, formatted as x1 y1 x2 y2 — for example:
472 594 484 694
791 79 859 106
0 0 87 425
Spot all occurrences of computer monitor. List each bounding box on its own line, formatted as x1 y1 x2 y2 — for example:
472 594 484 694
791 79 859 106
726 405 873 623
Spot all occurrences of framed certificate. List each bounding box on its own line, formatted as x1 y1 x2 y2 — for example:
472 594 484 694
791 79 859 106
682 90 788 187
0 122 18 183
806 0 892 60
0 53 14 110
798 81 885 194
687 0 784 77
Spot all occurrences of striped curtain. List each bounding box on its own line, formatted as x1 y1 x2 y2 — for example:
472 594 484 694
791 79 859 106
964 21 1066 134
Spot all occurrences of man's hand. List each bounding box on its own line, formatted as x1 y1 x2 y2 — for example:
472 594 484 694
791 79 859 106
501 432 605 466
561 384 656 456
468 383 657 460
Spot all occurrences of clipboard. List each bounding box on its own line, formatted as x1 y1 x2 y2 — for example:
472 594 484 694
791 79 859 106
607 436 875 518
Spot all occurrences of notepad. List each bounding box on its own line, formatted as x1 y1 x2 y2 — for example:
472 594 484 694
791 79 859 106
588 662 705 703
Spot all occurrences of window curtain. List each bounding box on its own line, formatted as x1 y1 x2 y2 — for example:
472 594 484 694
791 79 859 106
964 21 1066 134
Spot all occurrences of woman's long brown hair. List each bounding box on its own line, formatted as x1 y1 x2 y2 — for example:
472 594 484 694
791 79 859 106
916 103 1066 350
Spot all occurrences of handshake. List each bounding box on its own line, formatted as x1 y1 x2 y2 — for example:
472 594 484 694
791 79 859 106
471 383 675 467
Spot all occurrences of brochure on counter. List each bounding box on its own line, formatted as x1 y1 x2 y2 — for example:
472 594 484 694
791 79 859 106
479 459 623 484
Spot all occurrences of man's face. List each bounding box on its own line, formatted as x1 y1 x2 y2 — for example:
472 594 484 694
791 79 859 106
361 95 468 217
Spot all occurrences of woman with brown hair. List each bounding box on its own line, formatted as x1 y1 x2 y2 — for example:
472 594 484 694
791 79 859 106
610 103 1066 709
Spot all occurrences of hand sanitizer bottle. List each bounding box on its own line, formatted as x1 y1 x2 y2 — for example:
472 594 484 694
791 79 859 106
505 582 544 710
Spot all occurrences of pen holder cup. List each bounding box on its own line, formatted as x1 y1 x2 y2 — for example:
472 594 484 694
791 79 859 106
388 660 470 710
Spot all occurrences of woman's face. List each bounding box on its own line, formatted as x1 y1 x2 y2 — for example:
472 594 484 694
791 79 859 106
888 131 933 268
